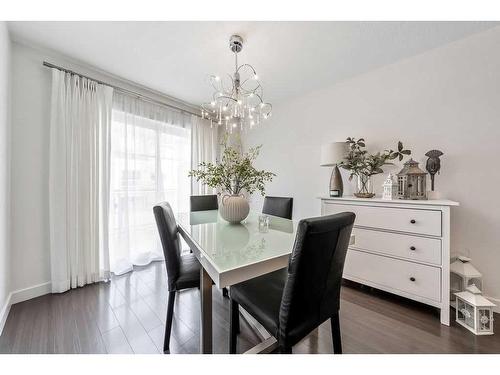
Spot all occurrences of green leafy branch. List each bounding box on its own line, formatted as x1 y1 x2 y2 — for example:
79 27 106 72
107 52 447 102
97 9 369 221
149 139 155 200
339 137 411 180
189 135 276 196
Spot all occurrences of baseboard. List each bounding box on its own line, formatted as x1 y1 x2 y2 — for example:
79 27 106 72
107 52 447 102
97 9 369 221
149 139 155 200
0 292 13 336
10 281 51 305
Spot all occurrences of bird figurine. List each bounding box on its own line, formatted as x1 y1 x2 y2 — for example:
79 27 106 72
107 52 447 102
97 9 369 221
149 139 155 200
425 150 443 191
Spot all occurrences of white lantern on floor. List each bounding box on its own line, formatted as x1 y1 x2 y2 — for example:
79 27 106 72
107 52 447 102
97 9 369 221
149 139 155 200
455 284 495 335
382 173 398 200
450 256 482 303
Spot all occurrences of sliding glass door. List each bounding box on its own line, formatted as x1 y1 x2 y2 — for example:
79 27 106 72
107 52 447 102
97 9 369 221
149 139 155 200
109 95 191 275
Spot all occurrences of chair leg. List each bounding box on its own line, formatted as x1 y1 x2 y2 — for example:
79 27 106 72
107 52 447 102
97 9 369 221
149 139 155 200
229 299 240 354
279 345 292 354
331 311 342 354
224 288 237 332
163 291 176 353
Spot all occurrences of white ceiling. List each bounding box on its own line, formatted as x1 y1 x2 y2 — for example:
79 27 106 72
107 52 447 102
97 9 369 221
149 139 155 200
8 21 499 106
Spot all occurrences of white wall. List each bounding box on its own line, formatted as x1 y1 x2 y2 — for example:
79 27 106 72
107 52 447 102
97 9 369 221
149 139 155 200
244 26 500 305
0 22 12 329
10 42 52 294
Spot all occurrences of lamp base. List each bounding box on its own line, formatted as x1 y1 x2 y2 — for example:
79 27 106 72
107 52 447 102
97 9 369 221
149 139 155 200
329 190 341 197
329 165 344 198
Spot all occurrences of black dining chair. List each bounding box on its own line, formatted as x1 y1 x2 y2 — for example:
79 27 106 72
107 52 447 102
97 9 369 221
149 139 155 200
153 201 202 353
190 194 218 212
229 212 355 354
262 196 293 219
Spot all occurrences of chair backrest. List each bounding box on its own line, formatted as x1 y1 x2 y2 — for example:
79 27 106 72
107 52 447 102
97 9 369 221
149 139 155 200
190 194 218 212
262 196 293 219
153 202 182 291
278 212 355 346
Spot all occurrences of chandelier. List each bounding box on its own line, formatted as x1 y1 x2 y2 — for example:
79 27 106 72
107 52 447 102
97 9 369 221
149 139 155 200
201 35 272 131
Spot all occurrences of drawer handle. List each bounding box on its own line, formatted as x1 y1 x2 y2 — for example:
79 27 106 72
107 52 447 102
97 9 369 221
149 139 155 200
410 219 416 224
410 277 416 282
410 246 416 251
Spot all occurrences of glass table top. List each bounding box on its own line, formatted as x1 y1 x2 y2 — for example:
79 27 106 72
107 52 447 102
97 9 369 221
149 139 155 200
177 210 297 274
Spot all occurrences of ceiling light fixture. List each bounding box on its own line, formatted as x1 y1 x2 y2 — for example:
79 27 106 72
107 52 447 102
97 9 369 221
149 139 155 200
201 34 272 131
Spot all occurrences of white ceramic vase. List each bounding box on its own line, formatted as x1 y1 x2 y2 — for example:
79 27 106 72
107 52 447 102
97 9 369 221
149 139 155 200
219 194 250 224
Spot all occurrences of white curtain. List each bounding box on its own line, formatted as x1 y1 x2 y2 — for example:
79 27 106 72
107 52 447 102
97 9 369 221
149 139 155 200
109 92 191 275
49 69 114 293
191 115 218 195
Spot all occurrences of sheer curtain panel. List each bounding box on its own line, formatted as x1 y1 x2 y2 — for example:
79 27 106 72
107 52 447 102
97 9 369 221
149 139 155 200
191 115 218 195
49 69 113 293
109 93 191 275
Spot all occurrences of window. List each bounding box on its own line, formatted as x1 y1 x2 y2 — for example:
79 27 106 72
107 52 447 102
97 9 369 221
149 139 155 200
109 95 191 275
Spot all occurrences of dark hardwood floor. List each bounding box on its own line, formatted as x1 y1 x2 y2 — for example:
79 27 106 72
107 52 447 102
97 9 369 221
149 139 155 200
1 261 499 354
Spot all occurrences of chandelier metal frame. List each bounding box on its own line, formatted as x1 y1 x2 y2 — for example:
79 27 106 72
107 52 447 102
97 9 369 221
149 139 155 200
201 35 272 131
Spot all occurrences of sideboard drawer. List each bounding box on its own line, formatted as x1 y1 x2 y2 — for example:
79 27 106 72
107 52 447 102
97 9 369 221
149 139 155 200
323 202 442 236
351 228 442 265
343 249 441 302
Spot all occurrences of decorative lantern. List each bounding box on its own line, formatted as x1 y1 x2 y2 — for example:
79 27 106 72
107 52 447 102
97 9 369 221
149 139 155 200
455 284 495 335
382 173 398 200
397 159 427 200
450 256 483 303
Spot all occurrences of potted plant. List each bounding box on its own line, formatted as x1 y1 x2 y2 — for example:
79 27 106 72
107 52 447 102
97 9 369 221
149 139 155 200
189 136 276 223
339 137 411 198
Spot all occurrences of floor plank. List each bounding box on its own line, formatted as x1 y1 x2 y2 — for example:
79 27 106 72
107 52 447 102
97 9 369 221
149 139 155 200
112 304 159 354
102 326 133 354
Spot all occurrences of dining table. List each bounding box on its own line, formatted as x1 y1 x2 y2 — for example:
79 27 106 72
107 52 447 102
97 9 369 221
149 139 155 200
176 209 355 354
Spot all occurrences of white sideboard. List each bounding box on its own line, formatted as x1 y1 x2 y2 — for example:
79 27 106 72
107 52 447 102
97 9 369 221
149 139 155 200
320 196 459 325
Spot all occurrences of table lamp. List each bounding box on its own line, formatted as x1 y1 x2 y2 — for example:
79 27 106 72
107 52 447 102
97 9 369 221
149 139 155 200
320 142 348 197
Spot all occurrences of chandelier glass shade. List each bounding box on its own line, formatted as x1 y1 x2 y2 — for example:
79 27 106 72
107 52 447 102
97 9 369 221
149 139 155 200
201 35 272 131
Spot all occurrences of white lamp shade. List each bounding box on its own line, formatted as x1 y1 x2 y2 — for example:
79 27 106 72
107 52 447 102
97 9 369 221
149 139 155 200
320 142 348 166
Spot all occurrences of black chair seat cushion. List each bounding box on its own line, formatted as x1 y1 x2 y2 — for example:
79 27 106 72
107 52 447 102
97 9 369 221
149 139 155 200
231 268 287 337
174 253 201 290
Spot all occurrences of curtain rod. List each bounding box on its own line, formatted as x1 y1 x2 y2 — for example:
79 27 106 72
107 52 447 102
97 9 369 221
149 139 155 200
42 61 202 118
